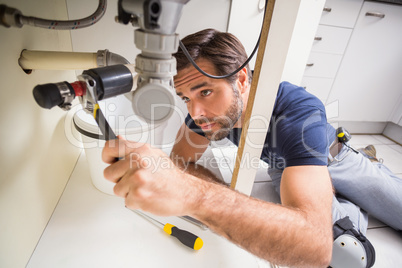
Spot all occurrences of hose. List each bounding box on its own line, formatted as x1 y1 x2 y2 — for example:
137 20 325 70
1 0 106 30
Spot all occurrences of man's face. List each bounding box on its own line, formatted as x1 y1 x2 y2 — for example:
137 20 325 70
174 59 244 141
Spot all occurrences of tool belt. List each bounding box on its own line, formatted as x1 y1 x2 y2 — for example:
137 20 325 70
329 138 343 160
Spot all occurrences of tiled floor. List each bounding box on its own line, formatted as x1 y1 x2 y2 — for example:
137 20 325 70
205 134 402 268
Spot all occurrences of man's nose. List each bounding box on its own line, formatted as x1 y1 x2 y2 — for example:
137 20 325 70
189 101 206 119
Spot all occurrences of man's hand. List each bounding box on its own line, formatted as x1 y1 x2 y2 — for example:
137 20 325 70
102 137 205 216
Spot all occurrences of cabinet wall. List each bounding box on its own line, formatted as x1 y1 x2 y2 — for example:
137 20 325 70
0 1 81 267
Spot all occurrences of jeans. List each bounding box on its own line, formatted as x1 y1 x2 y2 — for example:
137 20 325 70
268 144 402 235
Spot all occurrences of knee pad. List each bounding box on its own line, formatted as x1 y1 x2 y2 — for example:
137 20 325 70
330 216 375 268
330 234 367 268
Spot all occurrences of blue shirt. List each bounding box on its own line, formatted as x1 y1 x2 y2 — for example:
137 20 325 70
185 81 336 170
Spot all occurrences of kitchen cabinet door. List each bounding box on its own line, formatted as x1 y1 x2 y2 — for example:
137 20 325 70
320 0 363 28
311 25 352 55
327 2 402 122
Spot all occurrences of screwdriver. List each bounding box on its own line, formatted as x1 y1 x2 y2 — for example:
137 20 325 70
132 209 204 250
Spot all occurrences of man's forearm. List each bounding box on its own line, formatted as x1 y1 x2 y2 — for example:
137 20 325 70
179 162 225 184
189 180 332 268
170 151 225 184
170 156 332 267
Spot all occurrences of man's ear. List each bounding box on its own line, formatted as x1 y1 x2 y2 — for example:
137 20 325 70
237 67 249 94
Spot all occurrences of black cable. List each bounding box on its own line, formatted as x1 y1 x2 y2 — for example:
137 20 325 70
179 0 268 79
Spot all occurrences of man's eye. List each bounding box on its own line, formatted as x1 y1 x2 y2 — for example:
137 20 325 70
182 97 190 103
201 90 212 97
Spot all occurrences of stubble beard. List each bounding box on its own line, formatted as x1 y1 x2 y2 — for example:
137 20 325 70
195 87 243 141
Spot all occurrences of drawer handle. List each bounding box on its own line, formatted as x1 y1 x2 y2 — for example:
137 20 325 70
314 37 322 41
365 12 385 18
306 63 314 67
323 7 332 12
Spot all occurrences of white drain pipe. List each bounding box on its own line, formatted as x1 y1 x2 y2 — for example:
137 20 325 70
18 49 129 71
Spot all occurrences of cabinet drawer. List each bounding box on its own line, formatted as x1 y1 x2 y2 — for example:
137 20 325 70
301 77 334 103
327 2 402 122
303 52 342 78
311 25 352 55
320 0 364 28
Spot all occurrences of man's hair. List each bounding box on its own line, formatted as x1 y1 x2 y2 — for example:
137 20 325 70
174 28 252 86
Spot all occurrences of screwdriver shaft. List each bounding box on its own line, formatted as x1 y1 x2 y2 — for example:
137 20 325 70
133 209 164 227
129 209 203 250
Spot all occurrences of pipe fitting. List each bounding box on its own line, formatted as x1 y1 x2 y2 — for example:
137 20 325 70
0 4 23 28
96 49 130 67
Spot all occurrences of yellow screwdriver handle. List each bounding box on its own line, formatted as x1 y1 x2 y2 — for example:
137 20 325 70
163 223 203 250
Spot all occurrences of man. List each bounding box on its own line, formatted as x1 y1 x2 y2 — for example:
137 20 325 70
103 29 401 267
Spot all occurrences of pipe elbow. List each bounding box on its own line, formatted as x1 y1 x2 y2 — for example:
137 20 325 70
97 49 130 67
